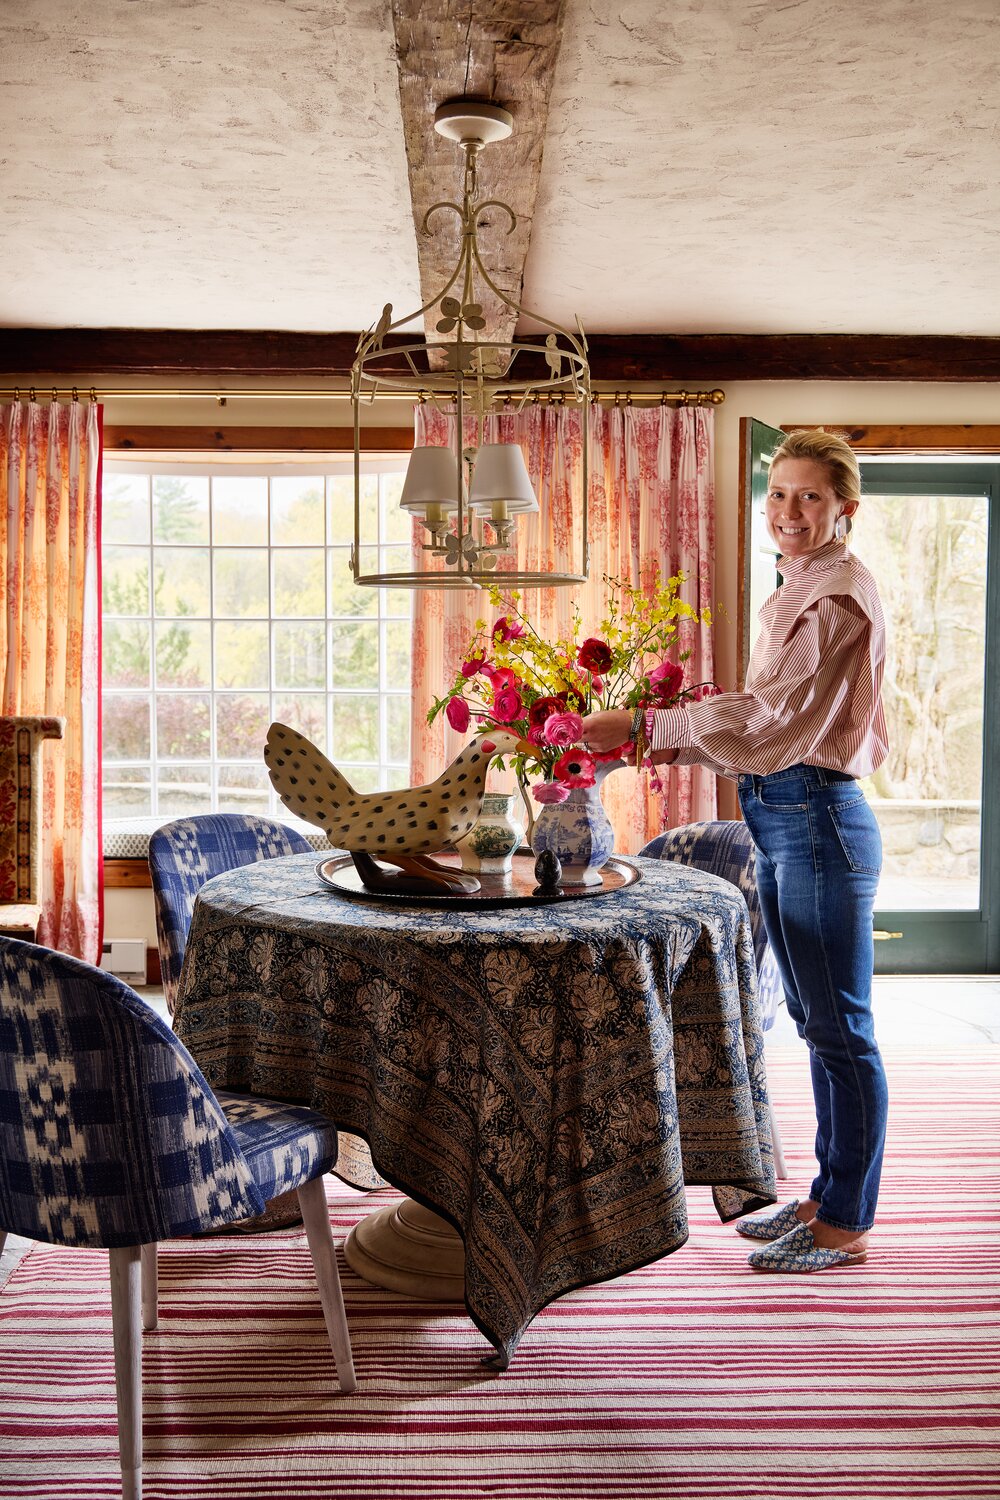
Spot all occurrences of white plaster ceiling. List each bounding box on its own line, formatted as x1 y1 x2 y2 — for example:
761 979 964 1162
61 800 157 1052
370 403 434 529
2 0 998 337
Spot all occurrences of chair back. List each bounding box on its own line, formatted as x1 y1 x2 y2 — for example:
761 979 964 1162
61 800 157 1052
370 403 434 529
148 814 313 1011
0 718 65 932
640 820 783 1028
0 936 265 1248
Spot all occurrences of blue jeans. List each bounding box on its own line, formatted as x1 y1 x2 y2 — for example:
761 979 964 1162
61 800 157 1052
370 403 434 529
737 763 888 1233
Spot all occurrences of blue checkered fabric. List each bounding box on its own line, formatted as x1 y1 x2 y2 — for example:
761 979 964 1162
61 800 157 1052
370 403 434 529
148 815 314 1012
640 821 783 1030
0 937 340 1248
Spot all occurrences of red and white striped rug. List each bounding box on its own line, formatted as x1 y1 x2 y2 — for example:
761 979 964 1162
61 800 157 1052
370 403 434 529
2 1045 998 1500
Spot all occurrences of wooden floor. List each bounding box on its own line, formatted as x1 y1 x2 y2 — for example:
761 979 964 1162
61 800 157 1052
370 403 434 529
3 975 998 1288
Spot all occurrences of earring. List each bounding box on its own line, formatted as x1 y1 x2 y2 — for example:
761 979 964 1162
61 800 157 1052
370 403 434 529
835 513 851 542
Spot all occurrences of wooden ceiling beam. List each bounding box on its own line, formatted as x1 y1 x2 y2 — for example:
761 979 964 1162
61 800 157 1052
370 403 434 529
390 0 566 345
3 330 1000 383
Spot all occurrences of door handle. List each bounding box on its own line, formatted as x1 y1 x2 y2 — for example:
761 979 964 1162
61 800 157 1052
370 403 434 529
873 930 903 941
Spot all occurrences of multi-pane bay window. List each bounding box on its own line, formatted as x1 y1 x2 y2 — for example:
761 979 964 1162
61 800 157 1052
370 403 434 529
101 458 412 824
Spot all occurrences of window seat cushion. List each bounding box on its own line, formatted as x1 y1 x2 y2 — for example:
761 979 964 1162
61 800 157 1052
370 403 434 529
103 817 330 861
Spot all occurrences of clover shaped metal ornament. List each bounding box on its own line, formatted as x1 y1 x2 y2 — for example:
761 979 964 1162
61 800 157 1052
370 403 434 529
436 296 487 333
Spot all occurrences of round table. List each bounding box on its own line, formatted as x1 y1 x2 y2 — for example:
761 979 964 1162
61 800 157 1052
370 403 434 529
174 851 775 1366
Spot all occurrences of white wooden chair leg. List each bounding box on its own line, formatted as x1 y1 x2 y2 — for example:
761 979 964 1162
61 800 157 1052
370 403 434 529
296 1177 357 1394
140 1244 158 1331
109 1245 143 1500
769 1100 789 1180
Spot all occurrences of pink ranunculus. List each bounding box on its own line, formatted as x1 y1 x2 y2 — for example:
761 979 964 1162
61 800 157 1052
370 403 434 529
492 686 524 724
577 636 613 673
461 654 486 677
493 615 526 642
532 781 572 805
542 710 584 747
590 677 604 697
527 724 547 746
649 659 684 701
445 696 471 733
552 748 597 788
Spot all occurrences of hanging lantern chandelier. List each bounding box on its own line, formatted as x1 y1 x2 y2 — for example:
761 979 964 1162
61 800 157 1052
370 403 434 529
351 99 591 589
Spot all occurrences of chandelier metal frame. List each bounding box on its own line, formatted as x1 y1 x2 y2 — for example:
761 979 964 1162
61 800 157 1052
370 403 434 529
350 99 591 589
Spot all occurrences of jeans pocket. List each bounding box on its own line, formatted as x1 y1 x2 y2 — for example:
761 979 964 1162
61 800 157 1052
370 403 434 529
757 776 808 810
828 795 882 874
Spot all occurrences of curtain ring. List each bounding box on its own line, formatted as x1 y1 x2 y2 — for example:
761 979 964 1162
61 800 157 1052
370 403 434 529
90 388 97 403
71 387 79 403
29 387 36 402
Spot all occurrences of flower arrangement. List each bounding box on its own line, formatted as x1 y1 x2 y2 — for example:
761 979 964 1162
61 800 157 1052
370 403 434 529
428 572 715 803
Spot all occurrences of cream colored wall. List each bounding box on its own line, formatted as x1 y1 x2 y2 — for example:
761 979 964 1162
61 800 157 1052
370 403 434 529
33 375 996 933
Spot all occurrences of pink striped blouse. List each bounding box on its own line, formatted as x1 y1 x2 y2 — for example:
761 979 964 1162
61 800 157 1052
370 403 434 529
649 539 889 779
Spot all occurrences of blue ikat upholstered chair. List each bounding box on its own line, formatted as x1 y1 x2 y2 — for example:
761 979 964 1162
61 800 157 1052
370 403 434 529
0 937 356 1500
148 814 315 1016
640 820 788 1176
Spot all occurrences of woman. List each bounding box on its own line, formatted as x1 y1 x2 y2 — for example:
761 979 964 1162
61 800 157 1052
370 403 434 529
581 428 889 1273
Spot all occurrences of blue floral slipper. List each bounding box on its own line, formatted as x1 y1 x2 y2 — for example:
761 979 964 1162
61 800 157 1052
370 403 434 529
747 1222 868 1272
735 1200 803 1242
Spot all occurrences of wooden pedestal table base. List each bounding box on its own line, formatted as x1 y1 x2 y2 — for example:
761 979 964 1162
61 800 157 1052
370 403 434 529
344 1198 466 1301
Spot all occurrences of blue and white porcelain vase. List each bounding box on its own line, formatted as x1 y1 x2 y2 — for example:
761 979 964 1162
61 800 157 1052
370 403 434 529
529 763 615 886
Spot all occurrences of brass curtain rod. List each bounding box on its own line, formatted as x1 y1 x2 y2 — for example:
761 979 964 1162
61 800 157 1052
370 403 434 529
0 385 725 408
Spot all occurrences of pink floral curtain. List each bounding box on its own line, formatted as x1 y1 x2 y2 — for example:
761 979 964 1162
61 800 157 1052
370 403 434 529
1 401 103 960
411 403 717 852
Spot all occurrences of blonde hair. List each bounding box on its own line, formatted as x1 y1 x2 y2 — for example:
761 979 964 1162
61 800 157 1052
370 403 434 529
768 428 861 506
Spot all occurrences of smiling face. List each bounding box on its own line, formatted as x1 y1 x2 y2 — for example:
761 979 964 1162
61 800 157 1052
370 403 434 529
765 457 858 560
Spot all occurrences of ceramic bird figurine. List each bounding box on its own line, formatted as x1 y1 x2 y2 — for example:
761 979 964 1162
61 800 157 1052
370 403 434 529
264 722 533 895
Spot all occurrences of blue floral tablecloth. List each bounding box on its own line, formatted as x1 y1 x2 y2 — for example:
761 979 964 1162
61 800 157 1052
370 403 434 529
174 851 776 1364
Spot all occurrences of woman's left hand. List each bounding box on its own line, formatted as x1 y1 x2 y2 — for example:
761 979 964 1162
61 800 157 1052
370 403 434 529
579 710 632 752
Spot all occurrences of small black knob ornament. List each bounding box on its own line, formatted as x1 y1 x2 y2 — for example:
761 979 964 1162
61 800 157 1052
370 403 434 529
533 849 562 894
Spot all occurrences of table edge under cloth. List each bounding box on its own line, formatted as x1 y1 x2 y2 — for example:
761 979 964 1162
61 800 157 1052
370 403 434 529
174 851 776 1364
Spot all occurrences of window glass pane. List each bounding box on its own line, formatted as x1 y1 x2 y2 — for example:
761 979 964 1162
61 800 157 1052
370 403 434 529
103 621 150 689
273 549 325 616
332 694 378 762
216 694 271 759
155 620 211 687
153 547 210 616
385 695 410 764
274 623 326 688
381 544 412 580
214 549 269 617
102 766 151 818
347 765 380 793
103 474 149 544
384 766 411 791
103 547 150 616
271 477 325 544
331 621 378 688
274 695 327 751
329 548 377 617
157 764 211 816
152 476 209 542
156 695 211 759
380 472 410 544
218 763 271 815
103 696 150 761
215 622 270 689
384 585 413 619
212 476 268 544
329 472 378 541
383 620 412 690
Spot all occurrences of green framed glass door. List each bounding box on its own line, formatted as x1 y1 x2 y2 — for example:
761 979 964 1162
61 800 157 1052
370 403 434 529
739 424 999 973
855 460 999 974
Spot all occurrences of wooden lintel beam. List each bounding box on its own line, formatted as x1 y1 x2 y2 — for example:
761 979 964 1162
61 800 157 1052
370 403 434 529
103 426 414 452
391 1 566 346
3 330 1000 383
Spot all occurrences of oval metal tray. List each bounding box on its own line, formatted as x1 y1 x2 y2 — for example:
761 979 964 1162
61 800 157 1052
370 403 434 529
314 849 640 909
